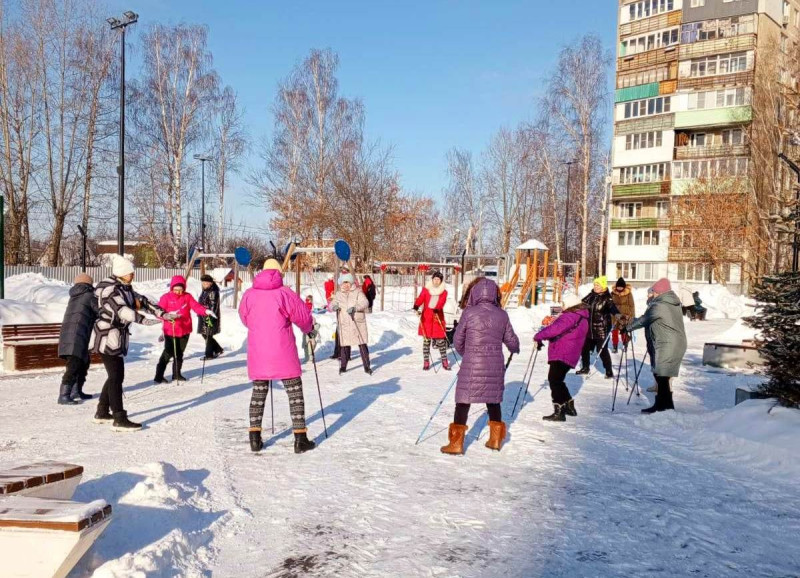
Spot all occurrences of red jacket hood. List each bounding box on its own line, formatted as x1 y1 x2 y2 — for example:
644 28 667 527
170 275 187 290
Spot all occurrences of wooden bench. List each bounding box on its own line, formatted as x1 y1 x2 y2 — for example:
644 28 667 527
0 461 84 500
2 324 101 372
702 342 765 369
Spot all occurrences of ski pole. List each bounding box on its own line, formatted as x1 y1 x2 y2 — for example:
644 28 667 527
310 343 328 438
200 316 213 384
505 352 514 370
611 340 629 412
434 313 460 368
415 374 458 445
170 320 179 381
584 332 613 380
628 337 640 399
511 348 538 417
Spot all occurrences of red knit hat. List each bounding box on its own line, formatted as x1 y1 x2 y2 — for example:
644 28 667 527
651 278 671 294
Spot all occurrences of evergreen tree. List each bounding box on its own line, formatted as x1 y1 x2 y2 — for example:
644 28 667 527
745 271 800 407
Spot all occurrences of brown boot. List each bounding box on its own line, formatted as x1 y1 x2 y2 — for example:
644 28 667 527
440 423 468 455
484 421 507 451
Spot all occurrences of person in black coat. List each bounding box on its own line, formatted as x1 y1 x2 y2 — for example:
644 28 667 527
576 276 619 378
58 273 99 404
198 274 223 359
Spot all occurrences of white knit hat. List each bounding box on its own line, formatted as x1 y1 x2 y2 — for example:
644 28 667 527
562 294 581 309
339 273 354 285
112 255 135 277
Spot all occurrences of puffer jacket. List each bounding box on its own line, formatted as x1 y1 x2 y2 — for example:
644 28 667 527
198 283 221 336
93 277 165 357
582 290 619 341
534 305 590 369
628 290 687 377
158 276 208 337
58 283 99 362
329 287 369 347
453 278 520 405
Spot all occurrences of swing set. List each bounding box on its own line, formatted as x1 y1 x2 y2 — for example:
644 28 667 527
376 262 462 312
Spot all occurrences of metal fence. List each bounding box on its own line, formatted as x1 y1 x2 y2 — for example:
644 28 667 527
3 265 255 286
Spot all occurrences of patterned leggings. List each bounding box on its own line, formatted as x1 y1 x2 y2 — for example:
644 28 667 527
249 378 306 432
423 338 448 362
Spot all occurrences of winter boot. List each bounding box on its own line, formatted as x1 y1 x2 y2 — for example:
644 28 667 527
661 388 675 410
93 406 113 423
423 360 431 371
641 399 660 414
111 410 142 432
364 366 373 375
249 429 263 452
71 382 93 401
543 403 566 422
564 398 578 417
442 357 451 371
173 358 187 382
484 421 507 451
440 423 468 455
154 359 168 384
575 367 590 375
612 346 618 354
58 382 78 405
605 369 614 379
293 429 316 454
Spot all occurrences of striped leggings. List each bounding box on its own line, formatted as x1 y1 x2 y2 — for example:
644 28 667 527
423 338 448 362
249 378 306 432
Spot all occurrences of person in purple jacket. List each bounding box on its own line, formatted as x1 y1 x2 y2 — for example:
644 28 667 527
534 294 590 422
441 278 520 455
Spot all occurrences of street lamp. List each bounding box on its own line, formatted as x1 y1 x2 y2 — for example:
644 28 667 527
108 10 138 256
194 154 213 251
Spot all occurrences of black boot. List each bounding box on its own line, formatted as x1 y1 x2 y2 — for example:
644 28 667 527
641 400 660 414
93 406 113 423
154 359 169 384
564 398 577 417
112 410 142 431
58 382 78 405
249 430 263 452
543 403 566 422
173 358 186 382
575 367 590 375
605 370 614 379
294 430 316 453
71 382 93 401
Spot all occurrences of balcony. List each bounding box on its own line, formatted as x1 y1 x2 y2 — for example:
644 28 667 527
611 217 671 230
674 144 750 160
677 70 754 91
679 35 756 61
612 182 671 198
620 11 682 37
615 82 660 103
618 47 678 74
668 247 743 262
615 113 675 136
673 106 752 129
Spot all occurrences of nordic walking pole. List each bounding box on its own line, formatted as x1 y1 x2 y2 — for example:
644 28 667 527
512 348 538 417
628 337 640 398
310 344 328 438
200 316 213 384
170 320 179 381
415 374 458 445
349 309 370 371
434 313 460 368
611 340 628 412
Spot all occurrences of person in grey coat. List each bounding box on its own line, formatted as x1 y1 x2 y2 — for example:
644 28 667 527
625 278 687 413
58 273 99 404
441 278 520 455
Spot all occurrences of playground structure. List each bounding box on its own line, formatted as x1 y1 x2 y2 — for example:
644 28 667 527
377 262 462 312
499 239 582 309
184 249 251 308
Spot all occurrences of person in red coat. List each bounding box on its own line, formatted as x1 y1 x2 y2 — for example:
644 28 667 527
155 275 214 383
362 274 376 312
324 274 335 303
413 270 450 370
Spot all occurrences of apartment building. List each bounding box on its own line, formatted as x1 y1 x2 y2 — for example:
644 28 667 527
609 0 800 293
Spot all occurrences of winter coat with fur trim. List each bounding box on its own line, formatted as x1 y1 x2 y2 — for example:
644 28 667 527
414 283 448 339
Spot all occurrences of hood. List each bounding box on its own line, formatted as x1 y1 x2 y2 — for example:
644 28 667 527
170 275 187 290
425 281 446 297
654 290 681 307
467 278 499 307
253 269 284 291
69 283 94 297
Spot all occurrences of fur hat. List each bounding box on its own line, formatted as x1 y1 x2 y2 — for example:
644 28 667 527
74 273 93 285
200 274 214 283
651 278 672 294
327 273 335 281
562 294 582 309
431 270 443 281
593 276 608 290
615 277 626 289
339 273 354 285
263 258 281 271
112 255 135 278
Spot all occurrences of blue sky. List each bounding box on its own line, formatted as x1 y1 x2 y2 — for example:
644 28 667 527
108 0 617 227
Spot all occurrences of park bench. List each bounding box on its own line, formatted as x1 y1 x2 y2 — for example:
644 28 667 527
2 323 101 372
0 461 111 578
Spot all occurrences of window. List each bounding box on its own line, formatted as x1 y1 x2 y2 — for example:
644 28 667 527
722 129 744 145
689 52 749 78
691 0 705 6
623 96 671 119
621 27 679 55
617 262 656 281
683 16 755 44
619 230 662 246
617 66 672 89
690 133 706 147
672 158 749 180
619 163 669 184
627 0 675 22
656 201 669 218
676 263 727 282
619 203 643 219
687 87 749 110
625 131 663 150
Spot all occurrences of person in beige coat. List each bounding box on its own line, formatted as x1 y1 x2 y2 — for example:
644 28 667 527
329 273 372 375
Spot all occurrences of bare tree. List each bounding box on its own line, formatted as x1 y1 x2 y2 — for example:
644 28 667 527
443 148 484 255
543 34 611 277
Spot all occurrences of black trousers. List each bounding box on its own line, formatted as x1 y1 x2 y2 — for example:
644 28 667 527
204 334 223 358
548 361 573 405
454 402 502 425
61 355 89 387
98 354 125 414
341 344 370 371
581 336 613 373
156 335 190 379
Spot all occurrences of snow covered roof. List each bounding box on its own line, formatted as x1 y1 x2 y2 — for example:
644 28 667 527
517 239 548 251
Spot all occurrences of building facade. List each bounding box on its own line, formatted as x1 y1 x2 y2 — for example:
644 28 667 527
609 0 800 294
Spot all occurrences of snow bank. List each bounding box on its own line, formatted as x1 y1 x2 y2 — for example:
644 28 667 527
708 399 800 459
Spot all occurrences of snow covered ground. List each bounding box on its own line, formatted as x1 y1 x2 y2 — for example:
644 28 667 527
1 274 799 577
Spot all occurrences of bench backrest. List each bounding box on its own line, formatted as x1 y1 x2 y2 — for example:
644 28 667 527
2 323 62 343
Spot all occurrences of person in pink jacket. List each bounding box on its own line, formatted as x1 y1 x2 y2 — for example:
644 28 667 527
154 275 214 383
238 258 318 454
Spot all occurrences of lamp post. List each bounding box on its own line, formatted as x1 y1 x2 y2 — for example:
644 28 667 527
108 11 138 257
562 160 576 263
194 154 213 251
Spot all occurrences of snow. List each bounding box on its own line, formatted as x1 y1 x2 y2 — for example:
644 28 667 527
0 273 799 576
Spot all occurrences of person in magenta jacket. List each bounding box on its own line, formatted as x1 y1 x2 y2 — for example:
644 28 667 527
534 294 590 422
154 275 213 383
238 258 318 454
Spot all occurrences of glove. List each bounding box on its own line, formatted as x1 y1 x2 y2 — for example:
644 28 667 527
205 309 217 319
621 325 629 335
162 312 178 322
306 328 319 341
433 308 443 314
535 340 544 351
347 307 356 316
142 317 161 326
158 334 165 342
332 304 341 312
